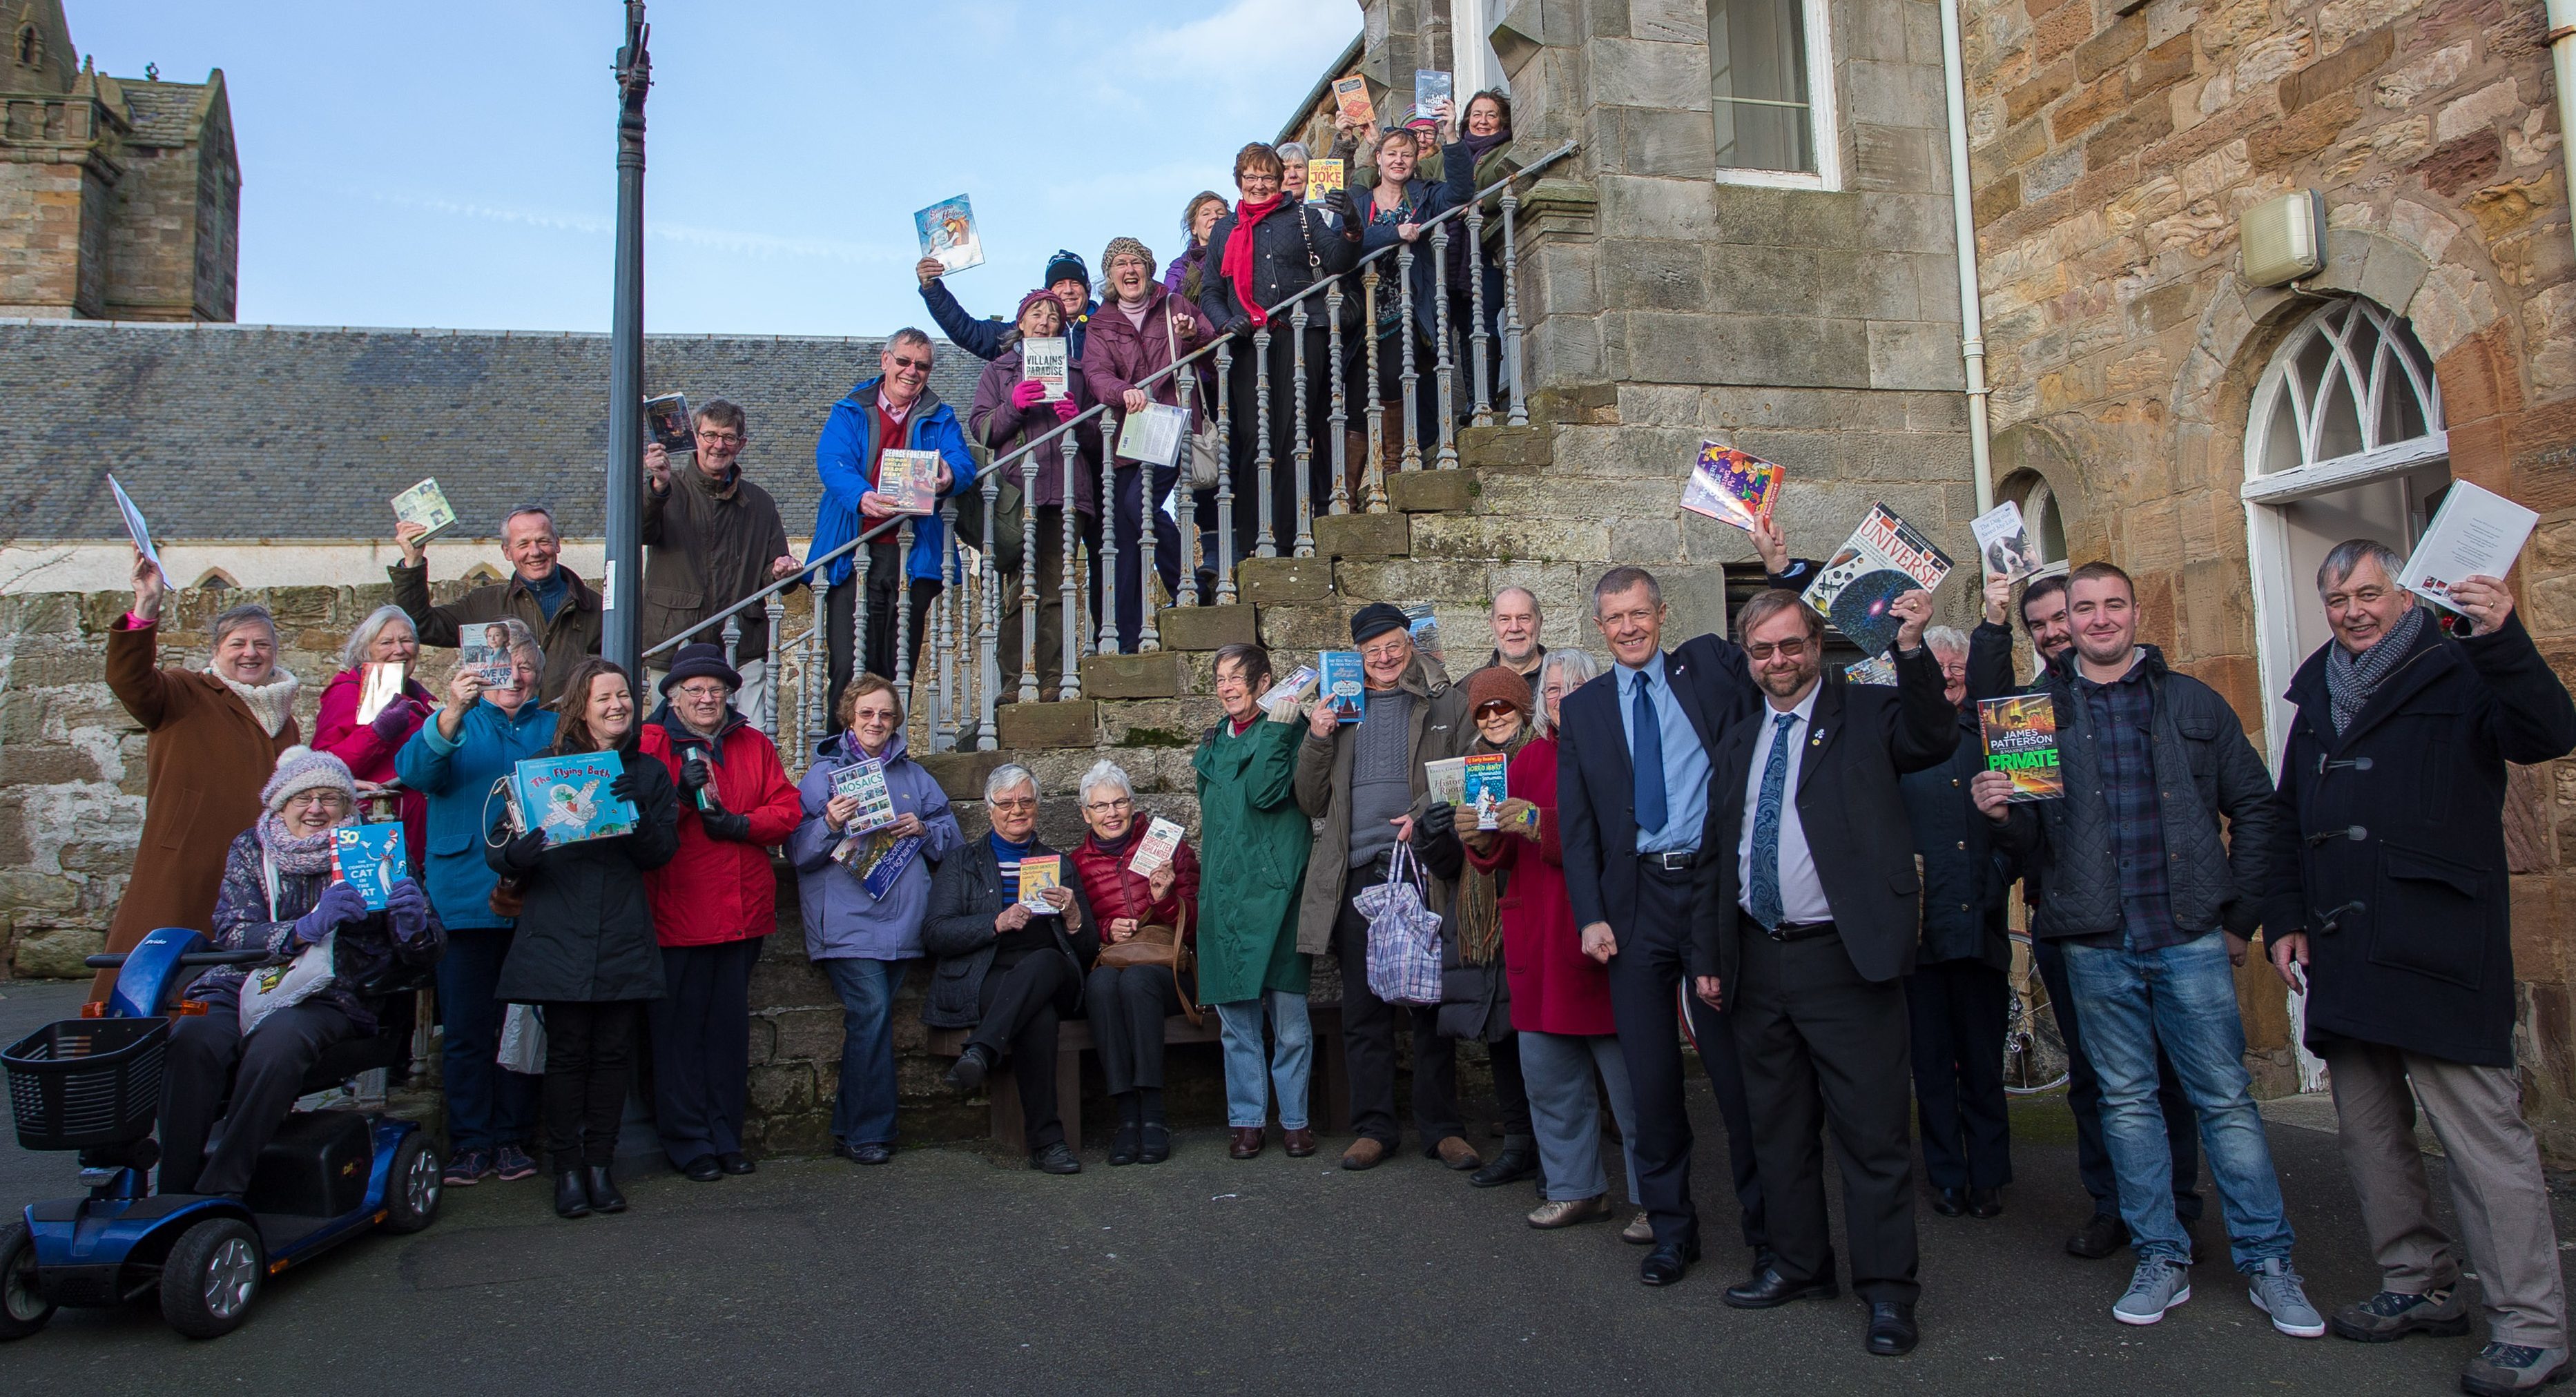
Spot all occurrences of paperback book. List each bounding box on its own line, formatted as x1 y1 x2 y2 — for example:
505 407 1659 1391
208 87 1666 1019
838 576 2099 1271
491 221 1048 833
1424 756 1467 808
1319 651 1366 724
108 473 162 581
331 823 407 911
459 643 514 690
354 661 407 725
1463 752 1508 830
831 757 899 835
915 194 984 275
1843 655 1898 686
1679 442 1784 533
2399 480 2539 612
1116 401 1186 467
833 828 923 900
1304 159 1346 205
643 392 695 455
1021 335 1069 402
875 449 940 516
1016 853 1063 912
1971 499 2044 583
1801 502 1954 657
510 752 640 847
1128 816 1185 877
1978 694 2064 801
1333 75 1375 126
1415 69 1453 114
390 478 458 545
1264 665 1319 720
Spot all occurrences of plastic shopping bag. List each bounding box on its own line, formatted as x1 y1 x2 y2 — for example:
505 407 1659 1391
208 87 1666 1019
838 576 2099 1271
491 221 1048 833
1353 842 1444 1007
496 1002 547 1076
239 933 336 1036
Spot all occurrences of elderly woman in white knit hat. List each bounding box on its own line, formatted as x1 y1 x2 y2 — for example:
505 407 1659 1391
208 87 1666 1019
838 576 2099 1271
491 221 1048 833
157 746 446 1198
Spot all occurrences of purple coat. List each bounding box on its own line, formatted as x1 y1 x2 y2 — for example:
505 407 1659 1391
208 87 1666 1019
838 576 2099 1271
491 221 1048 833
1081 283 1217 431
968 342 1102 515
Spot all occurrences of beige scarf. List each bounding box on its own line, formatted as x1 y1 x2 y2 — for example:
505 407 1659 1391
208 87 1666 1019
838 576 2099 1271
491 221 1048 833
213 667 301 736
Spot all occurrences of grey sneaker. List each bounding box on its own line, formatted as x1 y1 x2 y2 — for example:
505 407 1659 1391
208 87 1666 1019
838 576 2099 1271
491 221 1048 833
2113 1257 2191 1325
2328 1287 2471 1342
2248 1258 2326 1338
2460 1342 2575 1396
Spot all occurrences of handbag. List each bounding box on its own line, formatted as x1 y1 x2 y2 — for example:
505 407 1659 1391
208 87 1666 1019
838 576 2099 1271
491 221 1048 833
1353 841 1444 1007
1092 854 1203 1026
1166 306 1224 491
240 851 338 1035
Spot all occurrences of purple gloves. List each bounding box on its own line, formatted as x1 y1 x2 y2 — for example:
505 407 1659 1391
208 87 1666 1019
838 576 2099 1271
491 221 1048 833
296 881 370 946
386 877 431 942
1009 378 1049 412
368 696 425 744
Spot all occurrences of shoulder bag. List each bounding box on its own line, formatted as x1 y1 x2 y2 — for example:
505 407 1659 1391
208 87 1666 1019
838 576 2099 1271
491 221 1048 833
1166 309 1225 491
1092 852 1203 1026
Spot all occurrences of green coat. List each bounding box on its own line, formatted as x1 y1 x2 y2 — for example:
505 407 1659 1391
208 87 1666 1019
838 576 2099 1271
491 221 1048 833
1192 714 1313 1004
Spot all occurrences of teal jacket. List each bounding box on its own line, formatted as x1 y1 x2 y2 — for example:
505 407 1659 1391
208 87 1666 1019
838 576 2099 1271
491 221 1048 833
394 698 559 931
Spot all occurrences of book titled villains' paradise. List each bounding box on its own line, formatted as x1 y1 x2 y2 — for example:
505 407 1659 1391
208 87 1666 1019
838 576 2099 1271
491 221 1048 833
1979 694 2063 801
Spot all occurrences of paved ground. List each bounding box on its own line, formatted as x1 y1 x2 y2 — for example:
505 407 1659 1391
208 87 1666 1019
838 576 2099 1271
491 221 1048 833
5 976 2568 1394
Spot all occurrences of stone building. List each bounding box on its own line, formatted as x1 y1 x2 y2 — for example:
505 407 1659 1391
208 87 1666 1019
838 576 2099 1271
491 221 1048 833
0 0 237 321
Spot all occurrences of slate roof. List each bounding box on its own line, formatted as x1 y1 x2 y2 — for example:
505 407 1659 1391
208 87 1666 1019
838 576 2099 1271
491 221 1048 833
118 80 209 145
0 319 991 543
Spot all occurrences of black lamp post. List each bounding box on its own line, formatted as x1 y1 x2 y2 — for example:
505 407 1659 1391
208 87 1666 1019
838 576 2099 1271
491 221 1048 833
602 1 650 676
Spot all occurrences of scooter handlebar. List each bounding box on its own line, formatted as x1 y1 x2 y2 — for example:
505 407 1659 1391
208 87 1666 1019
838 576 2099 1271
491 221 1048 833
84 949 277 970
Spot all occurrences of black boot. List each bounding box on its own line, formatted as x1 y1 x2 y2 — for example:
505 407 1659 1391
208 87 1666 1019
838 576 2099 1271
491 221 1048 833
585 1165 627 1214
1471 1137 1540 1189
1108 1093 1144 1166
553 1170 591 1219
1139 1088 1170 1164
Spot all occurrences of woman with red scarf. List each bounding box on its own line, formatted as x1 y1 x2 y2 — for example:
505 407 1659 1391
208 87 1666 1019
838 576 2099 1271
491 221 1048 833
1193 141 1356 569
1066 758 1201 1166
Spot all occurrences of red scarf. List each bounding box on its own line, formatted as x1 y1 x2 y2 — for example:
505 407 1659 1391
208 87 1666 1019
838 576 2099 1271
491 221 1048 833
1220 195 1286 329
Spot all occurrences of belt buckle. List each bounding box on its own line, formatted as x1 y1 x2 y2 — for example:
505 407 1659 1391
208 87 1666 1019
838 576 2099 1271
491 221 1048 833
1655 850 1692 871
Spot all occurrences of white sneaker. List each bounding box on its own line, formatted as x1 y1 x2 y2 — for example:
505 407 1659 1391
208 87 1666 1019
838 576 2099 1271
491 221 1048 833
2247 1258 2325 1338
2113 1256 2191 1325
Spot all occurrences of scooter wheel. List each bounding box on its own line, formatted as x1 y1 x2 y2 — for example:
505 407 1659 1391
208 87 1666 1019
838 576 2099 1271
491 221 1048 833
159 1217 261 1339
382 1131 442 1234
0 1220 55 1340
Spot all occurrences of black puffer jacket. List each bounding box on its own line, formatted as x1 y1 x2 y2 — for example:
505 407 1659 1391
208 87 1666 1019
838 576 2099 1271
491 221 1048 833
1196 201 1357 334
1901 709 2013 968
2000 645 2278 942
488 744 681 1003
920 835 1099 1029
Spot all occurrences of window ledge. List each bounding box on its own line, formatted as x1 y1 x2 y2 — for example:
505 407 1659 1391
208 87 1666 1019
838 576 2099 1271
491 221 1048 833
1713 167 1832 192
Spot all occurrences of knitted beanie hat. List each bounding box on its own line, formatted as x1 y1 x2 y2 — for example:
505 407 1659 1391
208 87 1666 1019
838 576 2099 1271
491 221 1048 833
1466 665 1533 717
262 745 358 812
1101 236 1155 280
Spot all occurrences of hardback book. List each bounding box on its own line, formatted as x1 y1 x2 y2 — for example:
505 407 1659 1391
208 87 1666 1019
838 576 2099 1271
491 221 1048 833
1979 694 2064 802
1017 853 1063 912
1319 651 1366 724
1415 69 1453 113
1333 75 1375 126
1127 816 1185 877
1304 159 1346 205
1116 401 1186 467
833 828 923 899
354 661 407 725
510 752 640 847
459 643 514 691
875 449 940 516
1801 502 1955 657
1021 335 1070 402
831 757 899 835
2399 480 2539 612
1971 499 2045 583
108 473 163 581
1264 665 1319 721
1679 442 1784 533
1462 752 1509 830
915 194 984 275
643 392 695 455
1424 756 1467 808
331 823 407 912
390 477 459 545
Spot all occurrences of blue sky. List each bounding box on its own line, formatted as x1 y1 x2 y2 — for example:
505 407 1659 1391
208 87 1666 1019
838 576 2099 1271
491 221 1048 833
64 0 1359 335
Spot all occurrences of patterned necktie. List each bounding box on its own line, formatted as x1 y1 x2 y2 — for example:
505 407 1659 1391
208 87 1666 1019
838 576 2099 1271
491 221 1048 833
1747 711 1798 930
1631 670 1667 839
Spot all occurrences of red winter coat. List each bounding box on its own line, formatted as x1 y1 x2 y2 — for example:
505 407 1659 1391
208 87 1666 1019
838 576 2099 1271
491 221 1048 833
312 666 434 875
1466 735 1614 1037
639 708 802 947
1080 282 1218 431
1069 829 1202 945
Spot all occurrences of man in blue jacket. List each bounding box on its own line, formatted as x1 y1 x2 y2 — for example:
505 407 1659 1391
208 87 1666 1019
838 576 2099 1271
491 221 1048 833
811 329 978 729
913 249 1097 362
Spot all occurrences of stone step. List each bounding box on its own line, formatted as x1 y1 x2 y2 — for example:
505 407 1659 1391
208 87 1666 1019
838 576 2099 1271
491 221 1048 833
1456 423 1552 473
1078 650 1190 699
1235 555 1334 604
1387 469 1478 512
1153 602 1257 652
1310 510 1411 559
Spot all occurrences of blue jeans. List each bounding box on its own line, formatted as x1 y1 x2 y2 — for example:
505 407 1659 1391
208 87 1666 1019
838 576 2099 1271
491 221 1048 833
436 926 538 1153
823 957 907 1147
2061 934 2294 1271
1214 992 1311 1130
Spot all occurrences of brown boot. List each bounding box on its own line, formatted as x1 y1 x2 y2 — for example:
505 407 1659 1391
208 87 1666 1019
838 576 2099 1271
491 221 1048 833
1283 1127 1317 1157
1340 1137 1390 1171
1228 1127 1264 1160
1435 1135 1483 1171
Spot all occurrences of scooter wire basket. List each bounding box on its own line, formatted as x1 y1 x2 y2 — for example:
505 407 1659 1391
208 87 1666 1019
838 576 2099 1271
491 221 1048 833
3 1017 171 1151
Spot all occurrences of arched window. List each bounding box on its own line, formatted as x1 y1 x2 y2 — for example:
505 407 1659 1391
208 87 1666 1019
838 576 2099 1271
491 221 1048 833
461 563 505 585
191 567 238 591
2246 296 2443 489
1999 470 2070 578
15 26 40 69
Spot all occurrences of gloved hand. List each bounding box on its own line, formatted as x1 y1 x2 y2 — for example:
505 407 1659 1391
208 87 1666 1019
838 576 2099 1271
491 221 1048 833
499 827 548 872
679 756 713 797
387 877 432 942
700 809 754 843
368 696 425 744
610 768 637 805
1418 801 1457 843
1052 398 1079 423
1219 315 1252 340
296 881 371 945
1010 378 1049 412
1324 188 1355 223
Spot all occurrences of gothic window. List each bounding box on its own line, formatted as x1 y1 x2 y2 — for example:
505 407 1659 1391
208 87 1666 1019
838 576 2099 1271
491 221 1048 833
462 563 505 585
1707 0 1839 188
191 567 237 591
2247 296 2443 489
2002 473 2070 578
14 25 39 69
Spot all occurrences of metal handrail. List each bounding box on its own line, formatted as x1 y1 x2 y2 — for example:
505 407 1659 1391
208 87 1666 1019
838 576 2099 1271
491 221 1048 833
642 511 903 658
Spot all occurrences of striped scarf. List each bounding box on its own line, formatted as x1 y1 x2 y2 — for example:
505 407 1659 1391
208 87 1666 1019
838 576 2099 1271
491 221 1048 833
2324 603 2428 735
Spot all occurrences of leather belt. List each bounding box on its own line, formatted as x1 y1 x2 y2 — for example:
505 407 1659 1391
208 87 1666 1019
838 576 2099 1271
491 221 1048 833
1766 919 1837 943
1638 849 1699 872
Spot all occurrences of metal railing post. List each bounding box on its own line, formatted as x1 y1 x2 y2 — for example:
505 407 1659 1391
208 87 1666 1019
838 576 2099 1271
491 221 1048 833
1465 197 1493 428
1097 404 1122 656
1327 282 1350 517
1290 302 1314 558
1502 184 1529 428
1397 244 1422 473
1214 340 1238 603
1362 266 1386 511
1430 222 1458 468
1252 324 1275 558
1060 445 1083 698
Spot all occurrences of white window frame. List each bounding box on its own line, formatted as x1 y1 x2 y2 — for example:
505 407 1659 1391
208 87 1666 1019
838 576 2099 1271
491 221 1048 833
1709 0 1841 192
1453 0 1502 104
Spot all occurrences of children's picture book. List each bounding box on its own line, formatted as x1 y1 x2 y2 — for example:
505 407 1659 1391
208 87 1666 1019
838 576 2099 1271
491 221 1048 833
460 642 514 690
390 477 458 545
1679 442 1785 533
2399 480 2539 612
1843 655 1898 686
1971 499 2044 583
1304 159 1346 205
1021 335 1069 402
1333 75 1375 125
833 828 923 899
1116 401 1186 467
1319 651 1366 724
1801 502 1955 656
831 757 899 835
1979 694 2064 801
875 449 940 516
1128 816 1185 877
331 823 407 912
1415 69 1453 114
107 473 162 581
1424 756 1467 807
510 752 640 848
1017 853 1063 912
915 194 983 275
1463 752 1509 830
643 392 695 455
354 661 407 725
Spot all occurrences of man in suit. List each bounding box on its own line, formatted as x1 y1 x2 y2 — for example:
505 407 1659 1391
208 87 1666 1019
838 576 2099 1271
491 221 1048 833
1693 586 1955 1357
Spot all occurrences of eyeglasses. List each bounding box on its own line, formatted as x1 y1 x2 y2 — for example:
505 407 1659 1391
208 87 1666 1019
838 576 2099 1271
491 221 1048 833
989 797 1037 812
1744 638 1812 661
1083 797 1133 814
282 790 347 810
888 355 931 373
696 431 743 447
1473 701 1518 719
676 684 730 702
1359 640 1410 664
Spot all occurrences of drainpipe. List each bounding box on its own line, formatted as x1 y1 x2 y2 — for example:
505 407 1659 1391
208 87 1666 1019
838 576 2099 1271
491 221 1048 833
2550 2 2576 272
1939 0 1996 516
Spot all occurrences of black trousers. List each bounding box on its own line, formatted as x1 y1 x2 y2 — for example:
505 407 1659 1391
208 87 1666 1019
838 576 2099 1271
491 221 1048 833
649 937 763 1169
1331 874 1460 1149
159 980 355 1196
1605 861 1769 1252
2033 937 2205 1223
1733 926 1920 1305
1086 963 1182 1095
1106 462 1183 650
540 1000 642 1172
1906 957 2013 1191
997 504 1100 703
1221 324 1337 564
972 946 1081 1151
823 540 941 731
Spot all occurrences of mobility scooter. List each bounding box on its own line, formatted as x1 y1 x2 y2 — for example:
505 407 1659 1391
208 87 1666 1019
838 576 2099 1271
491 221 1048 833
1 925 443 1339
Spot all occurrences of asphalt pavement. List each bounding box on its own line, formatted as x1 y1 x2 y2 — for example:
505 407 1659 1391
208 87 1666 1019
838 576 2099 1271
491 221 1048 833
3 973 2567 1394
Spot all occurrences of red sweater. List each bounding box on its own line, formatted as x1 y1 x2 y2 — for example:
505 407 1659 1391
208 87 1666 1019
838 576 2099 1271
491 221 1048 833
639 713 802 946
1069 830 1201 945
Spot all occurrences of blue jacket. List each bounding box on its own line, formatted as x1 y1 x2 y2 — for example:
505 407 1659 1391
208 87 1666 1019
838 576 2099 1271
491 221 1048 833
1356 177 1457 342
393 697 559 931
788 729 965 960
808 375 979 587
920 278 1096 363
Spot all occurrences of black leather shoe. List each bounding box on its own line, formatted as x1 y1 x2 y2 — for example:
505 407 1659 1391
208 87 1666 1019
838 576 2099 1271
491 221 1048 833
717 1151 755 1176
837 1141 892 1166
1470 1144 1539 1189
1639 1240 1702 1287
945 1046 990 1093
1029 1142 1082 1175
585 1165 627 1214
1967 1186 2002 1219
1139 1123 1171 1164
552 1171 591 1219
1107 1123 1143 1167
680 1154 723 1182
1866 1300 1919 1356
1930 1186 1966 1217
2066 1211 2126 1259
1724 1267 1841 1309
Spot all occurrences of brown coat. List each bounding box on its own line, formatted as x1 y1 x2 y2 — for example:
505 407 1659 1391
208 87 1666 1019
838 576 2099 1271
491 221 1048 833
97 620 300 999
639 461 792 663
388 560 604 703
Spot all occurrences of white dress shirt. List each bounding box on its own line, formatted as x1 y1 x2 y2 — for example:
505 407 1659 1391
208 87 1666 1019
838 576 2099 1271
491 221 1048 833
1736 683 1832 926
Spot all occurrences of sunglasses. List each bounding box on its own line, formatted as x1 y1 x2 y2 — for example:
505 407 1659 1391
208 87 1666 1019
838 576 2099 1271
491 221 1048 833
888 355 931 373
1473 701 1519 719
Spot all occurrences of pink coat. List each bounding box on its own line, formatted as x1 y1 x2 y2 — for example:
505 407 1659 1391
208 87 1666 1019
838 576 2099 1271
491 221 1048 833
312 666 432 875
1466 735 1616 1037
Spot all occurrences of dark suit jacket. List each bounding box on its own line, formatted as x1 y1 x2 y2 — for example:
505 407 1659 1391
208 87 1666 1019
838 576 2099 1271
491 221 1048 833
1691 646 1959 990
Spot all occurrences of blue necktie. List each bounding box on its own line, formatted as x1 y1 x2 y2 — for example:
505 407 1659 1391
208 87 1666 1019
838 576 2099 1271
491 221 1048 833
1631 670 1667 840
1747 712 1797 931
